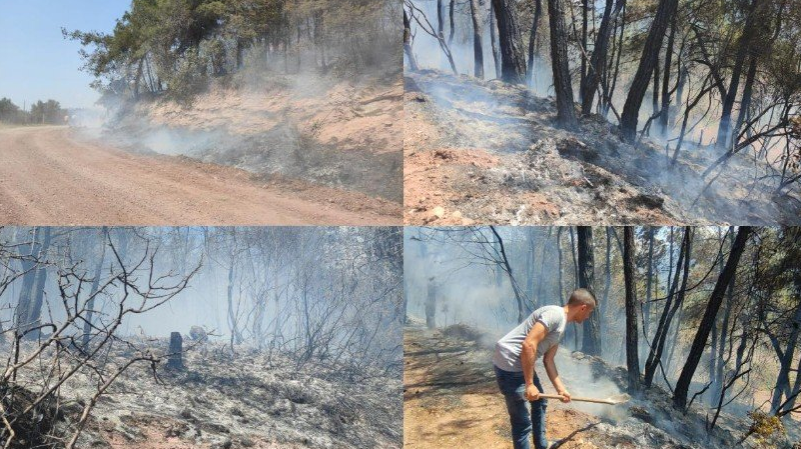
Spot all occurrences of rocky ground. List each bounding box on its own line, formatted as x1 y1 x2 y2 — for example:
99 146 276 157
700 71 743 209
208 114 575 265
404 70 801 225
18 340 402 449
404 320 795 448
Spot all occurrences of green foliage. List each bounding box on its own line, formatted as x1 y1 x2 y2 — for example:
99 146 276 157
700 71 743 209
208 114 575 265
0 98 66 125
65 0 398 104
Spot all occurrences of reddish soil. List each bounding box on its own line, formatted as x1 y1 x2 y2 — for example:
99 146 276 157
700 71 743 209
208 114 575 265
404 325 604 449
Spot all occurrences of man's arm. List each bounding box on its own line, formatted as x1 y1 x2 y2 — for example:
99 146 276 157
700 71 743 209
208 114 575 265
543 344 571 403
521 322 547 401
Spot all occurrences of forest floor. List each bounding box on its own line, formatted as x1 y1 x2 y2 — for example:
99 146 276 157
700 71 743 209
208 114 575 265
404 70 801 225
0 125 399 225
47 341 403 449
404 320 785 449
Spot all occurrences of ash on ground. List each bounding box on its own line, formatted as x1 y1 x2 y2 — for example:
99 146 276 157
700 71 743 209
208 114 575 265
404 70 801 225
55 340 402 449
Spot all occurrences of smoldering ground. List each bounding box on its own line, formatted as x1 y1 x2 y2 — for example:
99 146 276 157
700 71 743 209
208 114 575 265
0 227 403 449
404 226 801 448
404 0 801 225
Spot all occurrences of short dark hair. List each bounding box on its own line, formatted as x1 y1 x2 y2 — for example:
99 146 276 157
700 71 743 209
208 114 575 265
568 288 597 308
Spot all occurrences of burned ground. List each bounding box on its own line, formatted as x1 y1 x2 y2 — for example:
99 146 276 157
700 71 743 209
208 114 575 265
404 70 801 225
404 320 792 448
33 340 402 449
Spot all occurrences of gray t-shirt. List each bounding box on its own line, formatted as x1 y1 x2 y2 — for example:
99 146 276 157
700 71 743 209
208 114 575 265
492 305 567 372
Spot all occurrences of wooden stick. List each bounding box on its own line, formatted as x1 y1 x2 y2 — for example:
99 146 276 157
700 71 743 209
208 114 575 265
538 394 627 405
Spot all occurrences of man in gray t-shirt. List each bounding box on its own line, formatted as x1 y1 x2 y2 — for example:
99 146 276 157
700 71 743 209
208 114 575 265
493 289 596 449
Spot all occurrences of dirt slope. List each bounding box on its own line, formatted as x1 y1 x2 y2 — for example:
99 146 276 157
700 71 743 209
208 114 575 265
116 71 403 204
405 323 608 448
0 126 400 225
404 70 801 225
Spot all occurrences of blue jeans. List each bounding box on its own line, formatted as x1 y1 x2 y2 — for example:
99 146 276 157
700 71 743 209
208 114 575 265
494 366 548 449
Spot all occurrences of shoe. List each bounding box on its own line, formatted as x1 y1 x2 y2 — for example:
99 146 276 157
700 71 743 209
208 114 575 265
547 440 560 449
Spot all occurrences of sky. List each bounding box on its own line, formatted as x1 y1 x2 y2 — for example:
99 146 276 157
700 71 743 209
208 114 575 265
0 0 131 109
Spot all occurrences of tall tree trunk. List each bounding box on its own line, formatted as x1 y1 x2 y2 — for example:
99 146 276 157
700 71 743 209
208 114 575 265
770 306 801 413
671 61 688 130
578 227 600 355
623 227 641 391
652 53 660 125
580 0 623 115
82 228 109 351
714 262 735 400
22 228 52 340
437 0 445 37
619 0 679 141
489 1 503 78
449 0 456 44
659 14 677 137
492 0 527 84
470 0 485 78
716 0 760 149
733 0 784 144
673 227 752 410
579 0 588 102
644 227 655 338
526 0 543 86
604 2 626 117
644 227 691 387
404 9 419 71
602 228 613 328
548 0 579 129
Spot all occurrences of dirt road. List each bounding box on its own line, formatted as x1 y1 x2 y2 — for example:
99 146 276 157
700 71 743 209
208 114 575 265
0 126 400 225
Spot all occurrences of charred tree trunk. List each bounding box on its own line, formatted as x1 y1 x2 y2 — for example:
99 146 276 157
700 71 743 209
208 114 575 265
489 1 503 78
526 228 537 306
644 227 655 338
449 0 456 44
548 0 579 129
733 0 784 144
619 0 679 141
437 0 445 37
167 332 184 370
716 0 760 150
426 277 437 328
671 55 687 130
578 227 600 355
580 0 623 115
770 306 801 413
470 0 485 78
579 0 588 102
644 227 691 387
404 9 419 71
526 0 543 86
673 227 752 410
24 227 52 340
623 227 641 391
82 227 108 351
492 0 527 84
659 14 677 137
652 53 660 125
602 228 613 325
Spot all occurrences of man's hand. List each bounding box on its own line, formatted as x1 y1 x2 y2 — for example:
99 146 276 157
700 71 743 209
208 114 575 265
525 384 541 402
558 390 571 403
